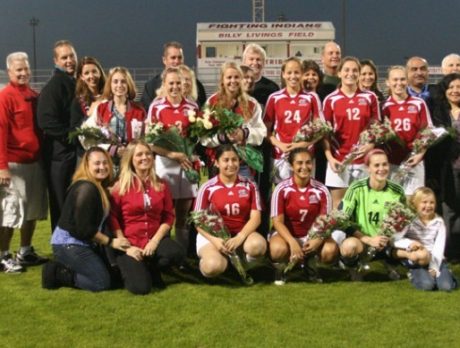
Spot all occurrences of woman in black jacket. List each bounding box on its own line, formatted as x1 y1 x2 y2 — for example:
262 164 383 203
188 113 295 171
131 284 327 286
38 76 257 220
427 73 460 261
42 147 130 291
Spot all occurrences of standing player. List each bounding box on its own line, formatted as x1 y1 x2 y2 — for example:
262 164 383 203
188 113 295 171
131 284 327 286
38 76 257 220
193 145 267 279
269 148 337 284
264 57 324 183
383 66 432 196
323 57 380 209
148 67 199 252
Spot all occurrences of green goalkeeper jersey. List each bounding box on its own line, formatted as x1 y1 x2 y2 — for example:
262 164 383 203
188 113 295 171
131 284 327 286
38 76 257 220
341 178 405 237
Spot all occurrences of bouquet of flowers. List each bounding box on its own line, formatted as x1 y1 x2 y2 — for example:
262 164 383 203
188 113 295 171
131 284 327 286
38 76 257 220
189 106 263 172
188 208 254 285
283 210 358 274
379 201 416 238
391 127 450 185
293 118 333 143
187 106 243 139
144 122 201 184
68 115 121 150
338 118 398 172
363 201 416 265
309 210 358 239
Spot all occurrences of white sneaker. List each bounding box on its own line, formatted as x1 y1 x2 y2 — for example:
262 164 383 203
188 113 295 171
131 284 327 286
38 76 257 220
1 254 24 273
273 267 286 286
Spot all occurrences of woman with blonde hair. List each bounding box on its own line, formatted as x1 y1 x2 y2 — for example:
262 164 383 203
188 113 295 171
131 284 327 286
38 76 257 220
43 147 130 291
110 140 185 295
202 62 266 178
178 64 199 104
148 67 199 253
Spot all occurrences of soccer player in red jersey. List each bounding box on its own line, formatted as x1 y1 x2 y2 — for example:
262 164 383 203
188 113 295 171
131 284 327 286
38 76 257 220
383 66 433 196
147 67 199 252
269 148 337 284
202 62 266 178
193 145 267 278
264 57 324 182
323 56 381 208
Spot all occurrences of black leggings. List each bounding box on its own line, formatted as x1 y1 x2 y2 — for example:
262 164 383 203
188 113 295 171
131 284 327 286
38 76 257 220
116 237 185 295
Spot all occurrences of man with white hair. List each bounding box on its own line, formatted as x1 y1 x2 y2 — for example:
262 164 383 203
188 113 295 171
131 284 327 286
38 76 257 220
0 52 48 272
242 43 279 106
441 53 460 75
243 43 279 236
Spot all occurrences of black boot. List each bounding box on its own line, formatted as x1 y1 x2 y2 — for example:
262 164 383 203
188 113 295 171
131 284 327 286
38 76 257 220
42 261 74 289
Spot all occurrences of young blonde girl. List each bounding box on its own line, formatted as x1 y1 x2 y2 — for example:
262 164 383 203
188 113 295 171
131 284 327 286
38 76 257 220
394 187 457 291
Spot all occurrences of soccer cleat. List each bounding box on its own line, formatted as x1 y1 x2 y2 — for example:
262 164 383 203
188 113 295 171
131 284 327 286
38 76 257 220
383 261 401 281
302 257 323 283
349 267 363 282
273 267 286 286
1 254 24 273
386 267 401 281
16 247 49 266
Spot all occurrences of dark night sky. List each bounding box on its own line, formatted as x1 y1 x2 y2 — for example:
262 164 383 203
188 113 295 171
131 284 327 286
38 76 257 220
1 0 459 71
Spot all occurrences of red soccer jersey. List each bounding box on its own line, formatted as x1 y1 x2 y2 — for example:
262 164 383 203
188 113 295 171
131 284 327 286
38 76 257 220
323 88 380 163
382 95 432 164
264 88 323 159
194 175 262 235
148 97 198 136
271 177 331 238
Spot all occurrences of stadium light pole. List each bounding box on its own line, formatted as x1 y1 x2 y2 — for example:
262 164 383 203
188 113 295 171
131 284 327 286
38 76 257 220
29 17 39 83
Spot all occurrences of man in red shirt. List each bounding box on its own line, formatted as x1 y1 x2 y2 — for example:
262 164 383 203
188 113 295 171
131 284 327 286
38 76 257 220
0 52 48 273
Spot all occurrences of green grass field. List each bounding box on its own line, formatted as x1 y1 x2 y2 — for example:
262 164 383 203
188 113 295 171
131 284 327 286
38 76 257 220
1 219 459 348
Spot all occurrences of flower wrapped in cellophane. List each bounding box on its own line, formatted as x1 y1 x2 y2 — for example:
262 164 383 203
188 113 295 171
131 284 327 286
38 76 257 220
283 210 358 274
379 201 416 238
338 118 398 172
144 122 201 184
188 208 254 285
363 201 416 265
187 106 243 139
391 127 450 185
293 118 333 143
189 105 263 172
68 115 121 150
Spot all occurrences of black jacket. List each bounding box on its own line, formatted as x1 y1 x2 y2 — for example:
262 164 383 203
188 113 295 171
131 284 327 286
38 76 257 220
37 69 76 140
58 180 105 241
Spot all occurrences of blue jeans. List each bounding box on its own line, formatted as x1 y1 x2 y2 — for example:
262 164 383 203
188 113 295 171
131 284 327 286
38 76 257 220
53 244 111 292
410 262 458 292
